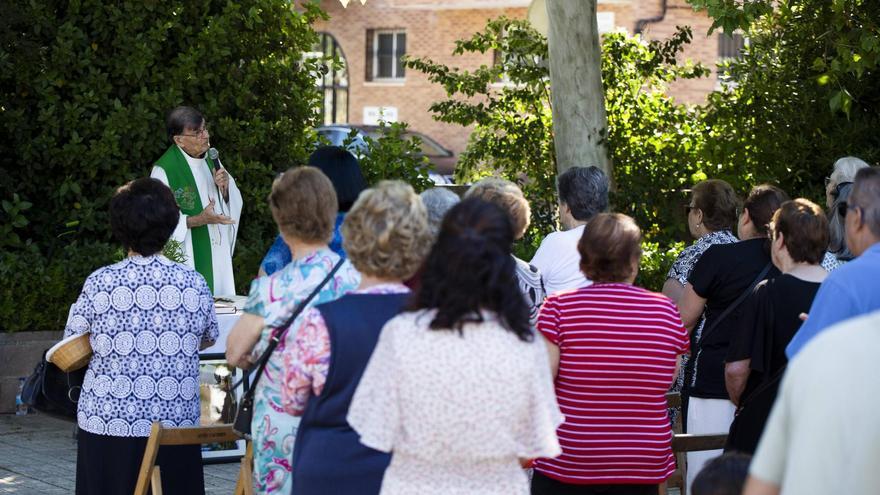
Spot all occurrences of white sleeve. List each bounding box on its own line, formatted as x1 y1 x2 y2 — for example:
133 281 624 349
224 169 243 252
150 166 189 244
530 234 557 283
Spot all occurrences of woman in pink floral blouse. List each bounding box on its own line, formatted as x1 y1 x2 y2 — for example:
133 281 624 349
280 180 432 495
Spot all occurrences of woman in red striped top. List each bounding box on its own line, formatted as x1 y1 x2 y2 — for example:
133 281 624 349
533 213 689 495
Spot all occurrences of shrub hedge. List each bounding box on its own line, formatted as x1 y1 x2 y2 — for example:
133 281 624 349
0 0 324 331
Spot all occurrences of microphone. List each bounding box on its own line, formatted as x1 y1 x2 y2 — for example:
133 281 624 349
207 147 221 171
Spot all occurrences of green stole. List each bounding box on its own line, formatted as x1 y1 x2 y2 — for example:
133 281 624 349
154 145 218 292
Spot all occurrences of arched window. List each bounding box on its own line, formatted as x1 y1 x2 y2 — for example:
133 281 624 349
315 33 349 124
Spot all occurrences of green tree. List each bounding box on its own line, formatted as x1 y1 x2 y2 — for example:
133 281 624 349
0 0 324 330
694 0 880 200
407 19 707 287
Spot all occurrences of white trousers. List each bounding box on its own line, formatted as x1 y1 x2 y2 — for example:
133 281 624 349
686 397 736 491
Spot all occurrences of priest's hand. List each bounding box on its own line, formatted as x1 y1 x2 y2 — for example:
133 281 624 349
213 168 230 202
186 198 236 228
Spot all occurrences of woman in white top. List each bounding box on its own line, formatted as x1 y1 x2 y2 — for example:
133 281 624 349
348 197 564 495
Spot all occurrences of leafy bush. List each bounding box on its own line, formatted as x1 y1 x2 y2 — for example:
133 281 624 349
0 0 325 330
344 121 436 192
407 19 710 288
0 241 119 332
695 0 880 199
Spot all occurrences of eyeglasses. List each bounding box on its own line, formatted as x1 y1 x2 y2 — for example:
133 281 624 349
684 204 697 214
179 125 209 138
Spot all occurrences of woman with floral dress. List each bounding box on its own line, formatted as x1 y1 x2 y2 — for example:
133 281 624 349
226 167 359 494
280 181 432 495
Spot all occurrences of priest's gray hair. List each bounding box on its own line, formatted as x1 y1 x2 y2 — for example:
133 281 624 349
166 106 205 141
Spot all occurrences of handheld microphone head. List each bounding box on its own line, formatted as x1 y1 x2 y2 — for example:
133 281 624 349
207 147 220 170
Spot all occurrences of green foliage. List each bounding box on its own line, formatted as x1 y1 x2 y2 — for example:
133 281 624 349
345 121 435 192
602 28 713 244
637 241 686 292
1 194 33 248
690 0 880 119
0 0 325 330
696 0 880 200
406 18 557 259
407 19 711 288
0 241 119 333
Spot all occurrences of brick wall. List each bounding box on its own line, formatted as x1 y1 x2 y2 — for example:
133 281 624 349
633 0 721 103
314 0 723 154
314 0 528 155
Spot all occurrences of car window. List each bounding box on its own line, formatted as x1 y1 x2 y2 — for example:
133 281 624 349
402 132 451 157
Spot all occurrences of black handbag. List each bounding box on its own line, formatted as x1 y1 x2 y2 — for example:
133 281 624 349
232 259 344 439
21 349 86 419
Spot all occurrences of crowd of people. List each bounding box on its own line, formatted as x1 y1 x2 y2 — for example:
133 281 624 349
60 107 880 495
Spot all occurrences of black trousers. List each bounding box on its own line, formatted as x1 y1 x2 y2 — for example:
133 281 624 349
76 427 205 495
531 471 659 495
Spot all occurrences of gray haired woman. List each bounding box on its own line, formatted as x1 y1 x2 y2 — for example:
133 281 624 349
823 156 870 271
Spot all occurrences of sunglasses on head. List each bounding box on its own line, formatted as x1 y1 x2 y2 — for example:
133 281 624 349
831 181 854 200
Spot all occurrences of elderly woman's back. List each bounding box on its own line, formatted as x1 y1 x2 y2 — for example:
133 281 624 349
533 213 689 494
67 178 218 495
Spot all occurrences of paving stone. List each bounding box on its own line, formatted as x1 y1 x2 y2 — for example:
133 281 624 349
0 414 241 493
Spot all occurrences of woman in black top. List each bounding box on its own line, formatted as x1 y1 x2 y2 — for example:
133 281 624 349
724 199 828 453
677 184 788 488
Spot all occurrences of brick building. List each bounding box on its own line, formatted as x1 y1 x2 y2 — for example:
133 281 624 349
310 0 740 155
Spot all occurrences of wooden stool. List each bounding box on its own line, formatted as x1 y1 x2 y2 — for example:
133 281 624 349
133 423 253 495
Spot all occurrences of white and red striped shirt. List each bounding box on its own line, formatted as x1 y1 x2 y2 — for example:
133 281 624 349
534 283 689 485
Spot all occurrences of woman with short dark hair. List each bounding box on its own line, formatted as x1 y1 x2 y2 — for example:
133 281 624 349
347 198 563 495
664 179 740 302
662 179 740 425
532 213 689 494
66 178 218 495
724 199 828 453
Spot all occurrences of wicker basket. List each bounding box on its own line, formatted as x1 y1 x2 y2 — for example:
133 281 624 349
47 333 93 372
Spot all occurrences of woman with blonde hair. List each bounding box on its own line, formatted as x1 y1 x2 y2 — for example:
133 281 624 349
226 166 360 494
465 178 546 327
280 181 432 495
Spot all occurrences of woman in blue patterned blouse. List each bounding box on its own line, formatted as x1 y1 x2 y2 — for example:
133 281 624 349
65 178 219 495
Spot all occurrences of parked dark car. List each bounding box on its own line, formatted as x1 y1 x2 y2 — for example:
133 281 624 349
317 124 456 183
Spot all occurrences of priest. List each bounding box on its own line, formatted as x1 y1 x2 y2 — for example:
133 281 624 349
150 106 243 295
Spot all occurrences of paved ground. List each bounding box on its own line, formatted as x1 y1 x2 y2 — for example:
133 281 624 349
0 413 240 494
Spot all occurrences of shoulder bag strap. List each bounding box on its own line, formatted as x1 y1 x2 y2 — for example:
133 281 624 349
237 259 345 392
698 261 772 346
